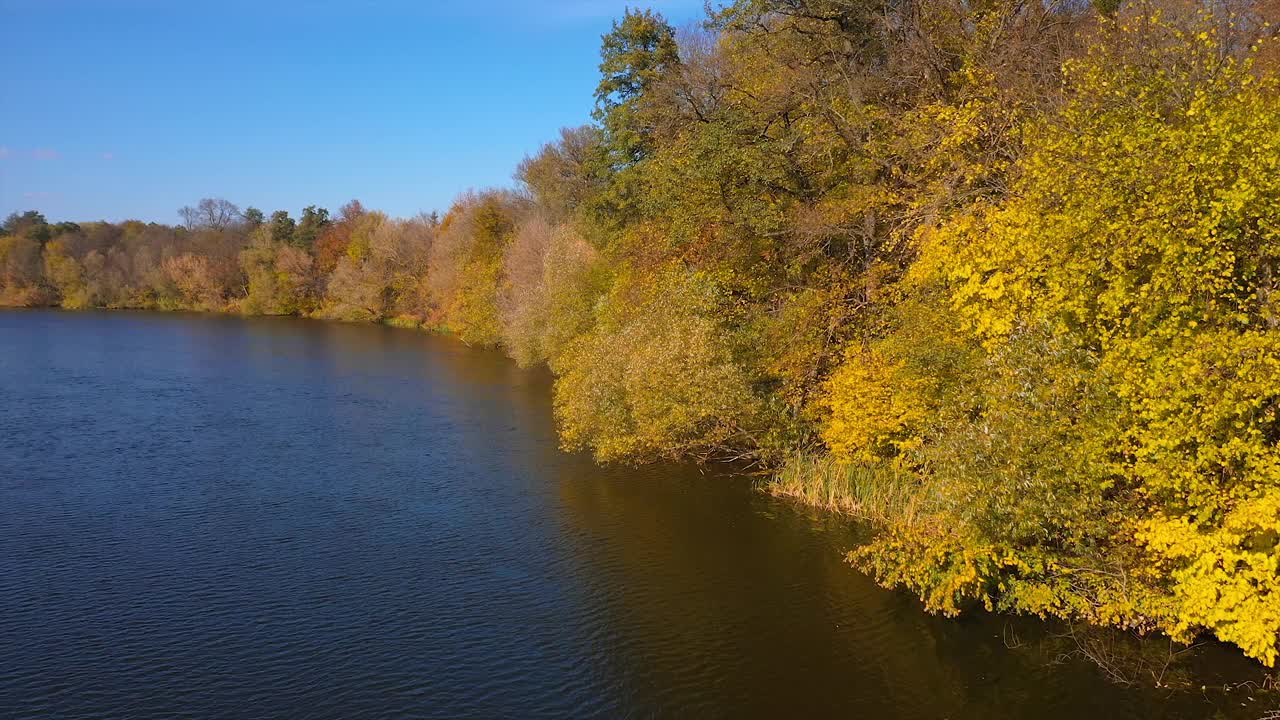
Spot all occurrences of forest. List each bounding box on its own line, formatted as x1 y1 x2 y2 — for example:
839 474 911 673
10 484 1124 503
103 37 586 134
2 0 1278 667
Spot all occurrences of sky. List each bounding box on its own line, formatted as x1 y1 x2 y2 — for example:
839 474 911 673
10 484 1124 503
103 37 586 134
0 0 709 224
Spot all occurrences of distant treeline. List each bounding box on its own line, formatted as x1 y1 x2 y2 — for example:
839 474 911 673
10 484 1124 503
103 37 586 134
3 0 1279 667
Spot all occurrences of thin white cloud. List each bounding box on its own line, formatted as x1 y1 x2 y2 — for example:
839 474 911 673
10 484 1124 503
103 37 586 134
0 146 9 159
31 148 60 160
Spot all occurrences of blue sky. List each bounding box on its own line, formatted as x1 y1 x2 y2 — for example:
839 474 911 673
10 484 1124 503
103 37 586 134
0 0 708 224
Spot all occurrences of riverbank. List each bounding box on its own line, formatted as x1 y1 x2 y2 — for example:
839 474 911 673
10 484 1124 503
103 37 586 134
4 307 1278 719
6 0 1280 679
7 304 1279 703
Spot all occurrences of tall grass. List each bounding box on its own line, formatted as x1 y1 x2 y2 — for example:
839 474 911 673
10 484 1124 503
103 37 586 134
764 453 935 528
382 315 424 329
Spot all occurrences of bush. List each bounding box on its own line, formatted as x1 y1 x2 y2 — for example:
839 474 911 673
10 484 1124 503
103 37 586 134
554 268 758 462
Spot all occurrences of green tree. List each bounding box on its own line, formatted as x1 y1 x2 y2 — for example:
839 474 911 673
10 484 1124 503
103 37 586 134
3 211 52 242
295 205 330 248
268 210 296 245
594 7 679 166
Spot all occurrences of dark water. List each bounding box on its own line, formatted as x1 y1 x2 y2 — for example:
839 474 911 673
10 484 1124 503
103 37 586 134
0 310 1272 719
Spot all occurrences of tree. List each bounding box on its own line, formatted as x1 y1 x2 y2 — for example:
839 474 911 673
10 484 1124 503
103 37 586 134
516 126 607 222
179 198 241 231
500 218 606 368
0 235 46 305
2 210 49 240
295 205 330 248
889 10 1280 665
268 210 296 245
319 212 433 322
42 240 89 308
594 8 680 167
161 253 223 310
554 268 758 462
427 191 525 344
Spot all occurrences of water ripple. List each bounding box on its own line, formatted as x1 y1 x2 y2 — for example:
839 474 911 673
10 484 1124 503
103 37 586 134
0 311 1268 719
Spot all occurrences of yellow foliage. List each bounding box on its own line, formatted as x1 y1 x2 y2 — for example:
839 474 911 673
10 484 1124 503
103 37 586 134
446 258 504 346
820 348 927 463
554 267 757 462
905 13 1280 664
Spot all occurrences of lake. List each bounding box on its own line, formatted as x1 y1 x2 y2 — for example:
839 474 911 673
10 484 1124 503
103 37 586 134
0 310 1268 718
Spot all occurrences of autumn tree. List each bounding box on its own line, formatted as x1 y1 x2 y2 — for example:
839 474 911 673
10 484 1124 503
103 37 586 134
179 198 241 231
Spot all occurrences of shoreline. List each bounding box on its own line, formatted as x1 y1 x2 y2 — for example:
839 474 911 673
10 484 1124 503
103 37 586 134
5 304 1278 695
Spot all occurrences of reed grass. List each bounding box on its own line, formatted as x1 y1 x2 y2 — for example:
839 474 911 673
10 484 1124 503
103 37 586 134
764 452 934 528
382 315 424 329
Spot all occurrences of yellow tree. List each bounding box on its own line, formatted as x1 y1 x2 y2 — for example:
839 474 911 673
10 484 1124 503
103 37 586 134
920 12 1280 664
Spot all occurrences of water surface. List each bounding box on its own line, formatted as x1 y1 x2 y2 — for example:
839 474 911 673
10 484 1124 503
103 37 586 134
0 310 1269 718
